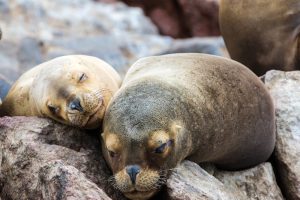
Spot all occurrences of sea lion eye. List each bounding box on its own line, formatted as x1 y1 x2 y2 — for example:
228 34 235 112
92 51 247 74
154 140 173 154
108 150 116 158
79 73 87 82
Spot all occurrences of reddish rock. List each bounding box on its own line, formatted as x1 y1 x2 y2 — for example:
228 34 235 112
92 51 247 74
0 116 126 200
120 0 220 38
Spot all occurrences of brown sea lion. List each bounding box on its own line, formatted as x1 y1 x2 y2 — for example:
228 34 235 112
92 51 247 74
101 53 276 199
219 0 300 76
0 55 121 129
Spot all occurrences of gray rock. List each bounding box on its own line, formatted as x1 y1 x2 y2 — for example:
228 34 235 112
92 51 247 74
0 0 172 82
0 116 126 200
264 70 300 200
17 37 43 73
37 161 111 200
167 161 283 200
161 37 227 56
213 163 284 200
0 41 20 81
167 161 245 200
0 74 11 100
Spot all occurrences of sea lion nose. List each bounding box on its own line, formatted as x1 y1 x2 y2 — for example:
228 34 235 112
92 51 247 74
126 165 141 185
69 98 84 112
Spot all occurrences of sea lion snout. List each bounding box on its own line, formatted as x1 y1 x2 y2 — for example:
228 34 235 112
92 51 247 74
126 165 141 184
69 98 84 112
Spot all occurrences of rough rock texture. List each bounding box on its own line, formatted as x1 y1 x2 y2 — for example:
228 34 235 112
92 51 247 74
0 116 126 200
265 70 300 200
213 163 284 200
167 161 245 200
167 161 283 200
120 0 220 38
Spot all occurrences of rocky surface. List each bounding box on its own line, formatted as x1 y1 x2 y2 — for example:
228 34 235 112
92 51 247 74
0 116 126 200
167 161 244 200
265 70 300 200
0 0 225 85
213 163 284 200
167 161 283 200
119 0 220 38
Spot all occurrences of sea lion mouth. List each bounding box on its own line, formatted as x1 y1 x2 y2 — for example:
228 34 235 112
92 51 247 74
124 190 156 200
84 101 104 127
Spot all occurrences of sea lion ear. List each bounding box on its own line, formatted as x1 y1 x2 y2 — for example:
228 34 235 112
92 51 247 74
171 123 183 137
47 104 59 115
101 132 105 140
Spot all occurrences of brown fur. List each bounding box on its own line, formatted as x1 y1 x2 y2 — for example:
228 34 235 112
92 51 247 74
101 53 276 200
0 55 121 129
219 0 300 76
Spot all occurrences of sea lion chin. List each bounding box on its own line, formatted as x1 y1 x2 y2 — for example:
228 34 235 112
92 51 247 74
0 55 121 129
101 53 275 199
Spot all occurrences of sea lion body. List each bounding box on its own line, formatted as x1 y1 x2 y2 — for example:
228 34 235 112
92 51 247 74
219 0 300 76
0 55 121 129
102 53 275 200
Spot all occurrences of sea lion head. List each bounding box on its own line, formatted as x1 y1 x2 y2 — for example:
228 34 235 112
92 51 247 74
101 83 190 200
30 55 119 129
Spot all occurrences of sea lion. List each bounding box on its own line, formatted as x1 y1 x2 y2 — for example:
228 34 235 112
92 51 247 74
219 0 300 76
0 55 121 129
101 53 275 200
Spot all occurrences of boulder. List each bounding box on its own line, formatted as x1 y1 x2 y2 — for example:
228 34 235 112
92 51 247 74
0 116 126 200
264 70 300 200
167 161 245 200
213 163 284 200
167 161 283 200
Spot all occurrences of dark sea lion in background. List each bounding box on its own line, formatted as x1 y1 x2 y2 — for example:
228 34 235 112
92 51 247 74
0 55 121 129
101 53 275 200
219 0 300 76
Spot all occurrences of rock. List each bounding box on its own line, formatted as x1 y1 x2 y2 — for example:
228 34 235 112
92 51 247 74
178 0 220 37
167 161 283 200
264 70 300 200
161 37 227 57
0 74 11 100
167 161 245 200
121 0 220 38
0 0 172 82
0 116 126 200
43 34 172 77
37 161 111 200
17 37 43 73
213 163 284 200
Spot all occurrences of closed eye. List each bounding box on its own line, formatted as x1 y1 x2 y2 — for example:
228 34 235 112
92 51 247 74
79 73 87 82
154 140 173 154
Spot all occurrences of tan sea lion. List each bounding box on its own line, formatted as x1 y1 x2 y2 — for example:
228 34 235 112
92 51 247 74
219 0 300 76
101 53 276 200
0 55 121 129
